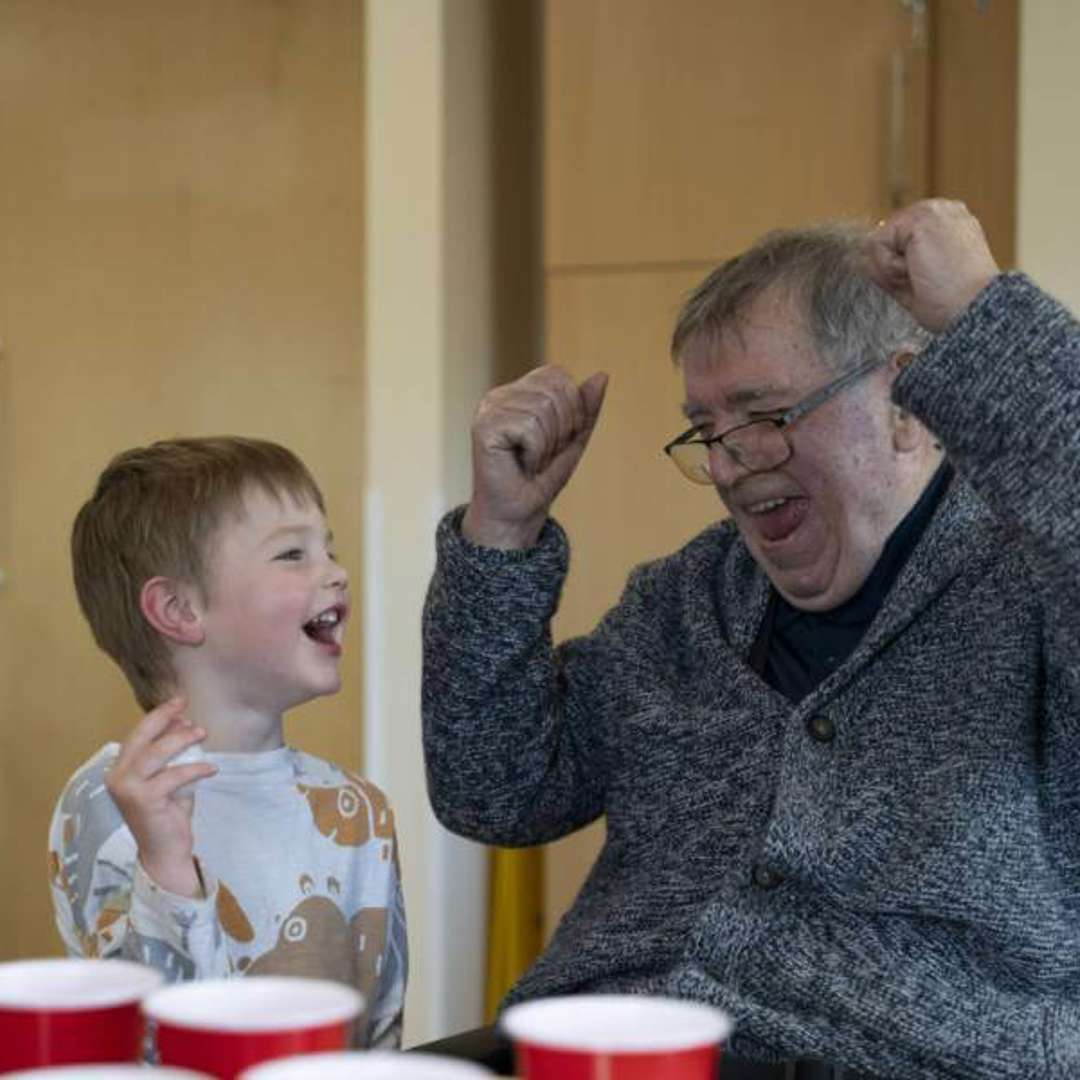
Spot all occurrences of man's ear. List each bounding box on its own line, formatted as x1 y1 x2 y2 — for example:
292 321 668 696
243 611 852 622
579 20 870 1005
891 404 924 453
140 577 205 647
887 351 924 453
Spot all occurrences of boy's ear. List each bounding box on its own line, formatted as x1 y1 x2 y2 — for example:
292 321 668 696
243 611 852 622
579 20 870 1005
140 577 205 647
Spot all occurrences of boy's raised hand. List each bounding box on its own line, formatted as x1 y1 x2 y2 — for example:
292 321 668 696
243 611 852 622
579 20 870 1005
105 696 217 899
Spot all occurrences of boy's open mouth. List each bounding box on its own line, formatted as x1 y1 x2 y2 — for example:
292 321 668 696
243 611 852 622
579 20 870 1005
303 605 345 645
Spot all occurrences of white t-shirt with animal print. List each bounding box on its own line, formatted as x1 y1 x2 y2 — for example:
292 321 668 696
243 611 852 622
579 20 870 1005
49 744 407 1049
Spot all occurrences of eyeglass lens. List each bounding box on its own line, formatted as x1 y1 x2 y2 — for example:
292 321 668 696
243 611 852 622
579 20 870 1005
670 421 790 484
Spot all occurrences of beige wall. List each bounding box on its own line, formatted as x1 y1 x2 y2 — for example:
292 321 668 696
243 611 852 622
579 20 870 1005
1018 0 1080 312
0 0 366 959
365 0 539 1046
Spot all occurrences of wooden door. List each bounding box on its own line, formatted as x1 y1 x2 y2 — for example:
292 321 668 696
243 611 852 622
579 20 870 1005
0 1 365 959
541 0 1016 934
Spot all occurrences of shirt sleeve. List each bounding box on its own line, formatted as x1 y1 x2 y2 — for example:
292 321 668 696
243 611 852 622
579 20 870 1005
48 746 230 981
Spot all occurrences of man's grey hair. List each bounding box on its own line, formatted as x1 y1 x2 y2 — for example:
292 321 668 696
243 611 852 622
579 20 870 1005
670 223 932 371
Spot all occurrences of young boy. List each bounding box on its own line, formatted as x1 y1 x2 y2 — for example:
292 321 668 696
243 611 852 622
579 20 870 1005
48 436 407 1048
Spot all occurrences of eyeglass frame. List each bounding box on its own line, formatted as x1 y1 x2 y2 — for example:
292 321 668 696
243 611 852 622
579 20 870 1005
663 352 892 484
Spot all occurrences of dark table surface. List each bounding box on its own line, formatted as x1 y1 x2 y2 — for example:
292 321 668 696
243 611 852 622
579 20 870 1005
409 1024 881 1079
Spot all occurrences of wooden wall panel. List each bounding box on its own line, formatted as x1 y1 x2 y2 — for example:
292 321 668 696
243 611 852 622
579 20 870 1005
931 0 1018 266
544 0 916 269
547 269 724 639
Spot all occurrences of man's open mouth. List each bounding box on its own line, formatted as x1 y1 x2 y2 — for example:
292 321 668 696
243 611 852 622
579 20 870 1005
746 495 808 543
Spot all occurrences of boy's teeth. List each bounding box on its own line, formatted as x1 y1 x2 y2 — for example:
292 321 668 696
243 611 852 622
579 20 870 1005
304 607 343 644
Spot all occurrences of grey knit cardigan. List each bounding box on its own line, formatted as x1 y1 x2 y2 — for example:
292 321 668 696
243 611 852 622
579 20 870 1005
422 274 1080 1078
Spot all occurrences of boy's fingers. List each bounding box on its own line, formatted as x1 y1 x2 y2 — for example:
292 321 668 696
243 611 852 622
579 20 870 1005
128 697 188 746
112 697 190 771
149 762 218 799
132 726 207 780
151 694 187 718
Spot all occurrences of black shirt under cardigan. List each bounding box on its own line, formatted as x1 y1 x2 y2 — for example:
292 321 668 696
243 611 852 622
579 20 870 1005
750 463 953 702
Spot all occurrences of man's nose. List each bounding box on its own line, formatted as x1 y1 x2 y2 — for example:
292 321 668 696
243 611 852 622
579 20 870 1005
707 441 751 488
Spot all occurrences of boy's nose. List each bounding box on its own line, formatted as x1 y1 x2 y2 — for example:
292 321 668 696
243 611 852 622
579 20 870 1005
325 560 348 590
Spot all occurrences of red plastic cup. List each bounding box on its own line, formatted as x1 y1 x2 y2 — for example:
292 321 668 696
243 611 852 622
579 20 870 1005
143 976 364 1080
239 1050 494 1078
0 958 163 1071
501 994 733 1080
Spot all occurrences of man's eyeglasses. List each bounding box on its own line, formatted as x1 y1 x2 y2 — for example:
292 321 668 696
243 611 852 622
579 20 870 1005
663 354 890 485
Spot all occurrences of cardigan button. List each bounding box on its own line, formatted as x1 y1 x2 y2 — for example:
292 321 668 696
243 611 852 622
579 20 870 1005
807 712 836 743
752 863 783 890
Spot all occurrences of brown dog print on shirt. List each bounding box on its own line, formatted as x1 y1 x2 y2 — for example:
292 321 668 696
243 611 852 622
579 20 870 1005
297 774 394 847
246 892 355 982
216 880 255 945
242 876 390 1044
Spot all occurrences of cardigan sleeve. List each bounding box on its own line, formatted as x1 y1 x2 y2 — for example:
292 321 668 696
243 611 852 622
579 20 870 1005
895 272 1080 657
422 508 680 846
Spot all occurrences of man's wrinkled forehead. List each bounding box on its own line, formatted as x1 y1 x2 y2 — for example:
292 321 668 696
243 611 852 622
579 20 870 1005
676 282 815 365
681 286 821 372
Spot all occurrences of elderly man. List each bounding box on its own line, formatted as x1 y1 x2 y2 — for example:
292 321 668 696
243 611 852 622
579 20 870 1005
422 200 1080 1078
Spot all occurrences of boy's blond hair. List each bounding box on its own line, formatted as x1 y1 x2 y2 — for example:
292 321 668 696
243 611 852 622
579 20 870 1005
72 436 325 710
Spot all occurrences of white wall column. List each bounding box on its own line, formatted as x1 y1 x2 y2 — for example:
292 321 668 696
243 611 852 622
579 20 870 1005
1017 0 1080 311
364 0 497 1047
